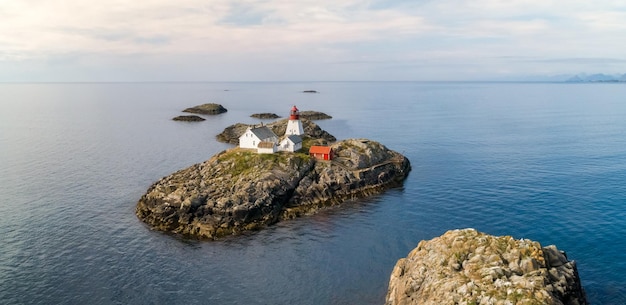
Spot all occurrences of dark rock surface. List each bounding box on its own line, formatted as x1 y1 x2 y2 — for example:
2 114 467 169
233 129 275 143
386 228 588 305
183 103 227 115
299 111 332 120
136 139 410 239
172 115 206 122
216 118 336 145
250 113 280 119
302 90 318 93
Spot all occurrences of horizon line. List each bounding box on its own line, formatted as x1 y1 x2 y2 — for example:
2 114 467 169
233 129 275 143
0 80 584 84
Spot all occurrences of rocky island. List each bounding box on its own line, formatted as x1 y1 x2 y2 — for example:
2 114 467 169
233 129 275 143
183 103 227 115
138 105 409 239
386 229 588 305
136 138 410 239
172 115 206 122
299 111 332 120
250 113 281 119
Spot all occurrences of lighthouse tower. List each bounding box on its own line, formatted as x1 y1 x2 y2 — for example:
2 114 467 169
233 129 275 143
285 105 304 136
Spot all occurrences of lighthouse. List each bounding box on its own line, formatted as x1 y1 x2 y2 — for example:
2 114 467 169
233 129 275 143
285 105 304 136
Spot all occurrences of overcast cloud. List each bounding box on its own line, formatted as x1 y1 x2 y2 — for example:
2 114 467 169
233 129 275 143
1 0 625 81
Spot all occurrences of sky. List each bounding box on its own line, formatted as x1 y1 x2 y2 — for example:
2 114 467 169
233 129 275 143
1 0 626 81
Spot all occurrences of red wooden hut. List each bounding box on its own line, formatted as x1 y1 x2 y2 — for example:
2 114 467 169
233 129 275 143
309 146 333 160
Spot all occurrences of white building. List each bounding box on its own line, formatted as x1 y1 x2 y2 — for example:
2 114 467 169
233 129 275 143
278 135 303 152
239 126 279 149
239 106 306 154
285 105 304 136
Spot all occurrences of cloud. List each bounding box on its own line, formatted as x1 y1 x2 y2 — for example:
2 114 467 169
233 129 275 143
1 0 626 80
0 1 431 56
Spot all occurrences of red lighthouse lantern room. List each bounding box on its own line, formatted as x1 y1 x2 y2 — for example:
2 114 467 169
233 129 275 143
290 105 300 120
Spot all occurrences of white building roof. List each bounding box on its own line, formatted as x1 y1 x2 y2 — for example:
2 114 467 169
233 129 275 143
250 126 277 140
286 135 303 144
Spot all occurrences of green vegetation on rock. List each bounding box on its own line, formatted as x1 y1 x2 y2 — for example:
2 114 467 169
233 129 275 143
215 149 311 178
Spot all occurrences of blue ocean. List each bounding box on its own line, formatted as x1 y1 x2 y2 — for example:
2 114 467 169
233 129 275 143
1 82 625 304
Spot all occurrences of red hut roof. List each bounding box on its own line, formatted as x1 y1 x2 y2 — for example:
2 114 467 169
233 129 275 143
309 146 332 154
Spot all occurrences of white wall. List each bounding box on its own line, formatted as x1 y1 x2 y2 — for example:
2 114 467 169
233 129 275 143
286 120 304 136
239 129 260 149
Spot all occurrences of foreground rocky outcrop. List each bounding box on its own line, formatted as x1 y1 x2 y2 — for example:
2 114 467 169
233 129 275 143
216 118 336 145
386 229 587 305
136 139 410 239
183 103 227 115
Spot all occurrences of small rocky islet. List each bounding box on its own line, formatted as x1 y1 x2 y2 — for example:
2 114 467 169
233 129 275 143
299 110 332 120
182 103 227 115
250 113 281 119
172 115 206 122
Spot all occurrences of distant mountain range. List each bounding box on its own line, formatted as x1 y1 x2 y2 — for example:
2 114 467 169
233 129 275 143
565 73 626 83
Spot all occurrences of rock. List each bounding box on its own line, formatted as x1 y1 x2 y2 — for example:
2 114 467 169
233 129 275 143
250 113 281 119
183 103 227 115
249 111 330 120
299 111 332 120
216 118 336 145
172 115 206 122
385 229 588 305
136 139 410 239
302 90 318 93
216 123 251 145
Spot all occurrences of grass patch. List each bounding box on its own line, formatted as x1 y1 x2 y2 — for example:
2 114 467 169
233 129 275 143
216 149 311 177
301 136 331 153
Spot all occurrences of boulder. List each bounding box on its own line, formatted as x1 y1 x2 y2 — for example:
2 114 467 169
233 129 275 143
136 139 410 239
386 229 588 305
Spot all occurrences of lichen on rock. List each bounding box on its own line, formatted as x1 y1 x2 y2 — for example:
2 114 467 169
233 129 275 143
385 228 588 305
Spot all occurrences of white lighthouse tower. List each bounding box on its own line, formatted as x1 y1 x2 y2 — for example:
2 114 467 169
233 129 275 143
285 105 304 136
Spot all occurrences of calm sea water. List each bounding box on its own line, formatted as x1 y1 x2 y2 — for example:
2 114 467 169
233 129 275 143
1 82 625 304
